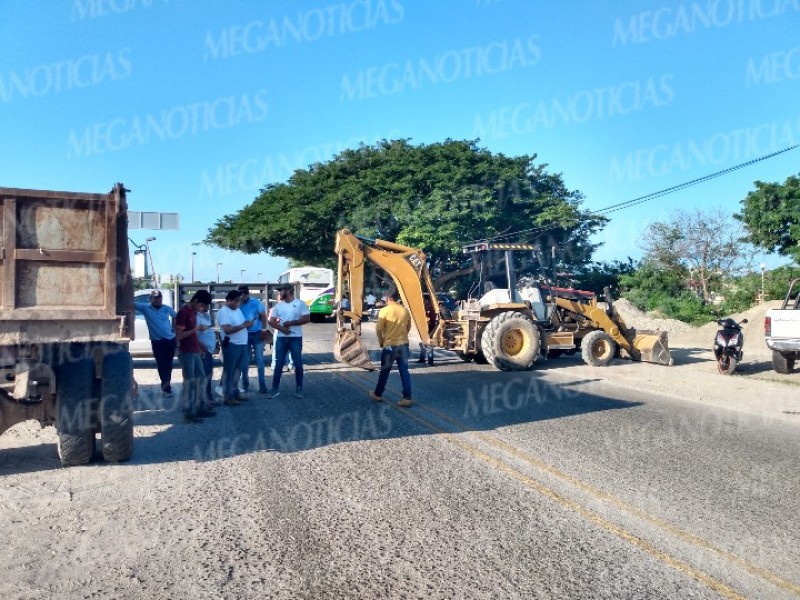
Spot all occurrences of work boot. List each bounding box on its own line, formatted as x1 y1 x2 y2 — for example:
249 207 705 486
416 357 426 363
368 391 384 403
224 398 241 406
398 398 413 408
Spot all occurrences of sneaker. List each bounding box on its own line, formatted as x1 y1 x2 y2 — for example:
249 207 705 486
197 408 217 417
214 385 224 397
368 391 384 403
266 389 280 399
259 386 268 394
398 398 413 408
294 388 304 399
183 412 203 423
427 359 434 365
163 390 173 398
416 358 426 363
224 398 242 406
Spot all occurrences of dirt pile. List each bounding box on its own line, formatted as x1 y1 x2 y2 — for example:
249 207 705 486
607 299 779 361
610 299 694 333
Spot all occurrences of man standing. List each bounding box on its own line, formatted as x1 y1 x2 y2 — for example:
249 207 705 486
237 285 269 394
175 290 213 423
267 283 310 399
217 290 253 406
135 290 177 398
369 291 413 407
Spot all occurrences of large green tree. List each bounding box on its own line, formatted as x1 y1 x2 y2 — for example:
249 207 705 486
206 139 605 288
735 173 800 263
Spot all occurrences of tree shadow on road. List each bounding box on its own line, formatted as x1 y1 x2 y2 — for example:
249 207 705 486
1 350 644 472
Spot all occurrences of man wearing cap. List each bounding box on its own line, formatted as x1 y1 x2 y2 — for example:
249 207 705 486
237 285 269 394
175 290 213 423
135 289 177 398
266 283 310 399
217 290 254 405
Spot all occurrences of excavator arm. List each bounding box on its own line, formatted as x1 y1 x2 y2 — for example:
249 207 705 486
334 229 441 370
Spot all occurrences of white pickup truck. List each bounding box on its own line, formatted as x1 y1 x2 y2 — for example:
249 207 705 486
765 278 800 374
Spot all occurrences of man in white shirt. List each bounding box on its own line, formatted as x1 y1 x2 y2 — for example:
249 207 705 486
216 290 254 405
266 284 310 399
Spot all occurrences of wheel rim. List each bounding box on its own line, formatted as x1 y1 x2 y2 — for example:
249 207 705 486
591 339 612 360
502 328 528 357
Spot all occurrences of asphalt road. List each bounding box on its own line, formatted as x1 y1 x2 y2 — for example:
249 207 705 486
1 322 799 599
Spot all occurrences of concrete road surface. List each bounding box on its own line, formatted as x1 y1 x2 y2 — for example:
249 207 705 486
1 322 799 599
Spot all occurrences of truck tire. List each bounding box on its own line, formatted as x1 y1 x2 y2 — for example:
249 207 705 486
56 349 95 466
772 350 796 374
100 346 134 462
581 330 616 367
481 312 540 371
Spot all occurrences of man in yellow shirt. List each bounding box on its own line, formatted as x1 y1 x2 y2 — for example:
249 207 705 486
369 291 413 407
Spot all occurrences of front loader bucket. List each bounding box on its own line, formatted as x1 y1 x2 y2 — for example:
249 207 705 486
334 328 376 370
630 330 673 366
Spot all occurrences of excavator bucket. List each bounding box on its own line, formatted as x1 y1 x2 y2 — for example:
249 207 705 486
334 328 376 370
629 330 673 366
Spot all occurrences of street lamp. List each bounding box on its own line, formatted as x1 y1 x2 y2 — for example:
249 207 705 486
760 262 766 303
240 269 246 283
145 237 156 287
216 262 222 284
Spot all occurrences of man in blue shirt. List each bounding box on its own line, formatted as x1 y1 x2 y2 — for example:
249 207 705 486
237 285 269 394
135 289 177 397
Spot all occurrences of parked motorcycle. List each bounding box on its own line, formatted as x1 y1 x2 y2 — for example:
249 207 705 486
713 317 748 375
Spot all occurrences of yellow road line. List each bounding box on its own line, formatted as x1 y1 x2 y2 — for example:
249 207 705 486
420 404 800 597
318 357 798 598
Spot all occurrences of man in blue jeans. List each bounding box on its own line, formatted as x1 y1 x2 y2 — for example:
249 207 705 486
369 291 413 407
135 289 177 398
267 283 310 399
237 285 269 393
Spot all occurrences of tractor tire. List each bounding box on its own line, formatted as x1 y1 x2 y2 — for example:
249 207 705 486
55 346 95 466
455 351 474 363
772 350 796 374
100 346 134 462
480 311 540 371
581 330 616 367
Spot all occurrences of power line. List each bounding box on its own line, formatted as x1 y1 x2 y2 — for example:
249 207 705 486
468 144 798 245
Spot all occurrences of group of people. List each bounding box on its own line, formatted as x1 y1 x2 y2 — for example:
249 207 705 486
136 284 436 420
135 283 310 423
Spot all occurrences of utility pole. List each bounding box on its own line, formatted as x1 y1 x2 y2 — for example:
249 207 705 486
216 262 222 283
145 237 157 287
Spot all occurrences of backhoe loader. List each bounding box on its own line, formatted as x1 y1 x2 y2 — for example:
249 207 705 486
333 229 672 371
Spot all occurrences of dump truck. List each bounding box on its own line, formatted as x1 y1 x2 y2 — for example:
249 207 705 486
0 183 136 465
765 278 799 374
333 229 672 371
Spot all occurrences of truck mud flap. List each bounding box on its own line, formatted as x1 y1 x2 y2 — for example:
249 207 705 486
631 330 673 366
334 329 376 370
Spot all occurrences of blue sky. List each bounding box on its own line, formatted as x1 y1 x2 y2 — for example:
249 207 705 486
1 0 798 283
